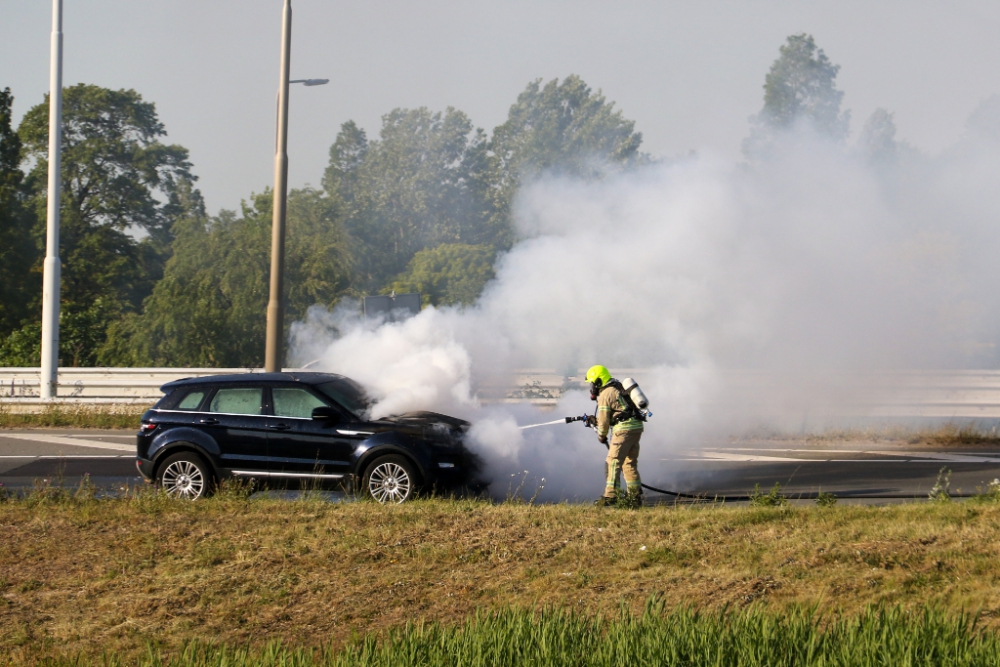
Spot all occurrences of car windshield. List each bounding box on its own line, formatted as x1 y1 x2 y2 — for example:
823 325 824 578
315 379 372 419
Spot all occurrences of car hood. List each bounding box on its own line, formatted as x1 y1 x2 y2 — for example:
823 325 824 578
377 411 470 433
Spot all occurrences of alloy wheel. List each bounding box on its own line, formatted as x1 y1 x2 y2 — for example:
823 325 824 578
367 462 412 503
161 460 206 499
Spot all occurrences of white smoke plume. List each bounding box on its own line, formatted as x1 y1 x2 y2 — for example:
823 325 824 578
290 106 1000 500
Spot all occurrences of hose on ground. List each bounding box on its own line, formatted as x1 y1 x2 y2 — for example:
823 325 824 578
638 483 977 501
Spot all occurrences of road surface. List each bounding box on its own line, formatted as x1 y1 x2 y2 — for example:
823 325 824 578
2 429 999 502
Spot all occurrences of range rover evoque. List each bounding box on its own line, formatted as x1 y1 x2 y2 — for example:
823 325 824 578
135 372 478 502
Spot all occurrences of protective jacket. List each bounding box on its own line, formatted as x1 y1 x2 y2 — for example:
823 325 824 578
596 383 645 437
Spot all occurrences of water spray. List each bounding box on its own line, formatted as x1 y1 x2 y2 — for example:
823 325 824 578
517 415 593 430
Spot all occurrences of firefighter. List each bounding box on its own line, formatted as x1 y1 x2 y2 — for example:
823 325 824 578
585 365 644 506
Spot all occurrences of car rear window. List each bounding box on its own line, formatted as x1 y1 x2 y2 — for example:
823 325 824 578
273 388 328 419
209 388 263 415
154 386 205 410
176 389 207 411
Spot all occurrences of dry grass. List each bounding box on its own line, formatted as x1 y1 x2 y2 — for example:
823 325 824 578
0 404 149 429
2 491 1000 662
740 422 1000 447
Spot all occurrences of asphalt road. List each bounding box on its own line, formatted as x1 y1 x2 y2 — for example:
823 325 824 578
3 429 1000 502
649 444 1000 502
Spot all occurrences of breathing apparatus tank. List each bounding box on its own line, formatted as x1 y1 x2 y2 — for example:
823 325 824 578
620 377 649 411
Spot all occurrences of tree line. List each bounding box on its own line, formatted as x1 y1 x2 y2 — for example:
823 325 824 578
0 34 898 368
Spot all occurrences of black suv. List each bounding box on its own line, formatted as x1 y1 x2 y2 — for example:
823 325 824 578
135 372 476 502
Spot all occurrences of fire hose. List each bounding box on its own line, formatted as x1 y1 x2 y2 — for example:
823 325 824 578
517 414 702 497
517 416 978 500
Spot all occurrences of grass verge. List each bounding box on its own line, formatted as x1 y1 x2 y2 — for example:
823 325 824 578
3 490 1000 662
741 422 1000 447
17 603 1000 666
0 403 149 429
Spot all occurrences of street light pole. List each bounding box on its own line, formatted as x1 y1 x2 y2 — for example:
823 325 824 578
263 0 327 373
40 0 63 398
265 0 292 373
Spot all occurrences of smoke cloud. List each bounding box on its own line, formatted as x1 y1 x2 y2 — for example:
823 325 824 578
290 105 1000 500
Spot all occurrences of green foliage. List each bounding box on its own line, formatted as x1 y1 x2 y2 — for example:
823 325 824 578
34 603 1000 666
749 482 789 507
815 492 838 507
2 77 649 367
1 84 197 366
613 489 643 510
744 34 850 160
0 321 41 365
324 109 491 291
488 75 645 245
0 88 37 340
388 243 496 307
103 188 351 367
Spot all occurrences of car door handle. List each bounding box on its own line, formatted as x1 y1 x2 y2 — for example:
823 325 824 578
269 423 291 430
199 418 219 425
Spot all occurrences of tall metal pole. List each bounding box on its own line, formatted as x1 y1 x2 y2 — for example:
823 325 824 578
40 0 63 398
265 0 291 372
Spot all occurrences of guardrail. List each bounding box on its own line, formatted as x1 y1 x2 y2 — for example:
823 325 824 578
3 367 1000 419
0 368 264 406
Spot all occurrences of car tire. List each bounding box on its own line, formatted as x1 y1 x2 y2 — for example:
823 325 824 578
362 455 419 504
157 452 214 500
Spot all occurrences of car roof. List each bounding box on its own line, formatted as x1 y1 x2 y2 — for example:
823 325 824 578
160 372 351 392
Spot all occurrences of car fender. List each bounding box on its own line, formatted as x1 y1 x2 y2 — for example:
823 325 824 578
354 433 432 483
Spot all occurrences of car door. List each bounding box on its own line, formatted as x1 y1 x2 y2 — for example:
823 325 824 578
199 385 271 477
265 385 361 480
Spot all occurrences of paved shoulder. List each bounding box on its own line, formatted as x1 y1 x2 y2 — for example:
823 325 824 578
0 429 135 454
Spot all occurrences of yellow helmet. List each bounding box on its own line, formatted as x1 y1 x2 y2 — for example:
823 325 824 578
585 365 612 389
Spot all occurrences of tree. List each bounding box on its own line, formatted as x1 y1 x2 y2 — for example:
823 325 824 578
102 188 352 367
967 95 1000 143
487 75 645 244
857 108 897 164
388 243 496 307
744 34 850 160
4 84 197 366
323 110 491 291
0 88 36 342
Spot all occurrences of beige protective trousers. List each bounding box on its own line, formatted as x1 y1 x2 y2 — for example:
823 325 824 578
603 429 642 498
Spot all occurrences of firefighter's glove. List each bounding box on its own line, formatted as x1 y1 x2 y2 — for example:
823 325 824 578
585 415 597 428
598 434 608 445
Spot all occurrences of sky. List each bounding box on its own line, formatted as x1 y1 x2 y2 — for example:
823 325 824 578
4 0 1000 215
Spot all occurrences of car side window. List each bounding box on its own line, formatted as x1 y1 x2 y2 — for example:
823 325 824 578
208 388 263 415
272 388 327 419
176 390 207 411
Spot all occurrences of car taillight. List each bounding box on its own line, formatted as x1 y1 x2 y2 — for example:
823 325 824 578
140 422 158 434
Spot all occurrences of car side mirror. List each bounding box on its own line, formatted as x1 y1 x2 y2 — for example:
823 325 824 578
311 406 341 423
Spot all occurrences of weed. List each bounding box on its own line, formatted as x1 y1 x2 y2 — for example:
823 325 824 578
505 470 546 503
815 491 838 507
611 489 642 510
749 482 788 507
214 477 258 501
973 478 1000 503
929 467 952 502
